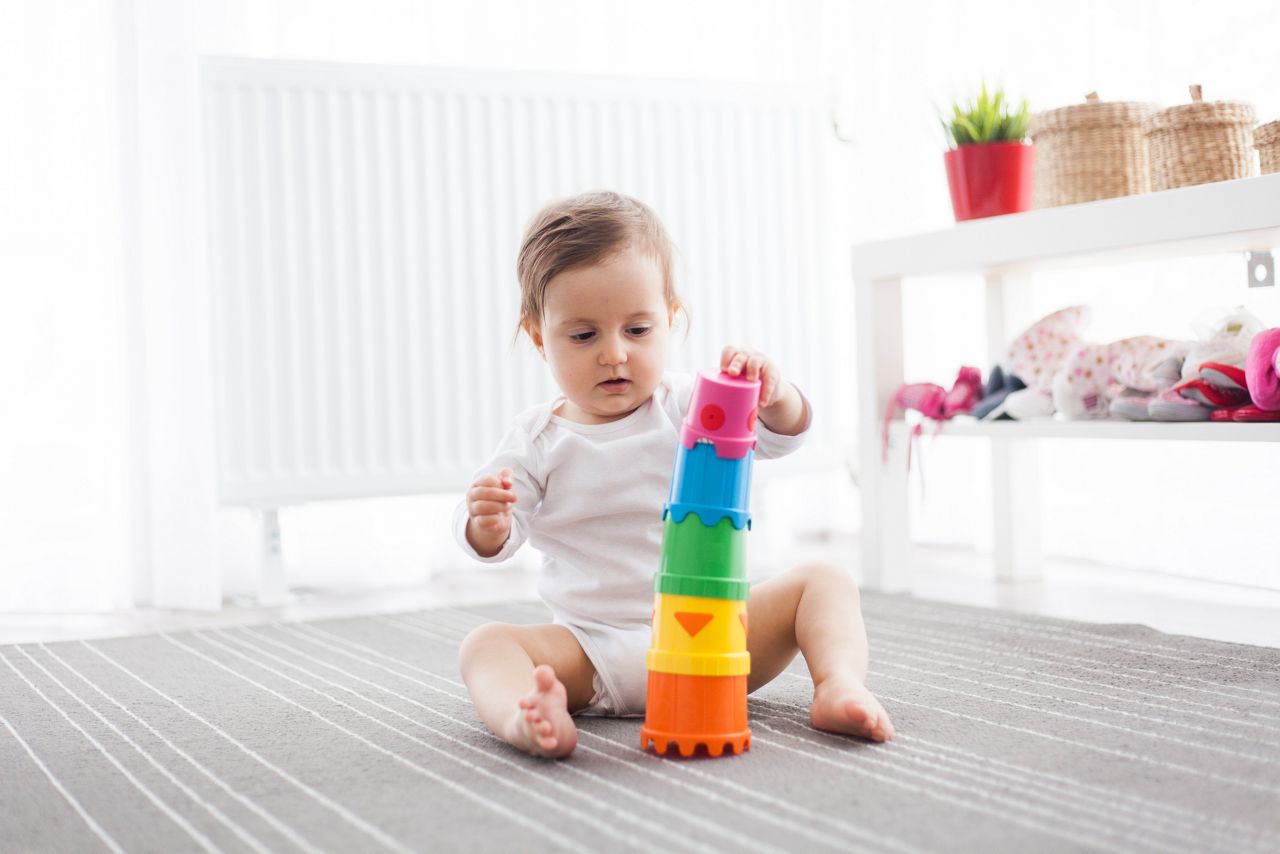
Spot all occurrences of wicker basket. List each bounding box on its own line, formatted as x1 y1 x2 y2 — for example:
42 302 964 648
1144 85 1256 191
1029 92 1157 207
1256 120 1280 175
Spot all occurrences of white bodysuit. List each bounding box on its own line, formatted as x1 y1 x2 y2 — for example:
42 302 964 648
453 371 809 715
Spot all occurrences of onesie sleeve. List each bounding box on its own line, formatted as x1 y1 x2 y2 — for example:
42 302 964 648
452 416 545 563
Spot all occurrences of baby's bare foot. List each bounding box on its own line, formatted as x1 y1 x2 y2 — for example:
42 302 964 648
508 665 578 758
810 674 895 742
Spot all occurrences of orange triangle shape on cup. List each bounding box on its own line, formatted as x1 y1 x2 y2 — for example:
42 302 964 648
674 612 713 638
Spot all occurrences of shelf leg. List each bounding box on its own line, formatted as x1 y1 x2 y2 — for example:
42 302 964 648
856 275 911 592
985 273 1043 582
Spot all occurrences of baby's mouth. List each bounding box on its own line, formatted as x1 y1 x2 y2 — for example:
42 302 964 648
600 378 631 390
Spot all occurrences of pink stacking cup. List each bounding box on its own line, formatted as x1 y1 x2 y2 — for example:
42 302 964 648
680 371 760 459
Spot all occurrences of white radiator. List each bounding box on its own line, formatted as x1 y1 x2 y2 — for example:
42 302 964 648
202 57 844 509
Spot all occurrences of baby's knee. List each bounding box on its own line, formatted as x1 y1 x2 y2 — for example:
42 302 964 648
458 621 520 667
790 561 860 598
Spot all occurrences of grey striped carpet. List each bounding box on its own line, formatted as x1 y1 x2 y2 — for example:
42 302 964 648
2 594 1278 854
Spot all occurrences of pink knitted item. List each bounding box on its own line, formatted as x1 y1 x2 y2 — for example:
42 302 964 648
1245 328 1280 412
882 367 983 463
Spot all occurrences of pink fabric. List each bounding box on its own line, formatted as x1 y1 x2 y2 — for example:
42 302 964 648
881 367 983 463
1052 336 1189 419
1245 328 1280 412
1052 343 1112 419
1005 306 1090 391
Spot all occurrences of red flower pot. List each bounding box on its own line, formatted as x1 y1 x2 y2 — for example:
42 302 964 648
944 141 1035 221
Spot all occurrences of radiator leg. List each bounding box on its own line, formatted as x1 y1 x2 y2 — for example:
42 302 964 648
256 508 288 606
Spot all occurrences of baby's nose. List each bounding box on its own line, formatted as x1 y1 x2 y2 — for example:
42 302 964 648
599 336 628 365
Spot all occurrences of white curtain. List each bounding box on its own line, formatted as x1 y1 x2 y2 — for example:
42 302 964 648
0 2 134 611
3 0 1278 613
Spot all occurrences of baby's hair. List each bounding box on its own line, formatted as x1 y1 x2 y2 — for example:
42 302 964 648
515 190 686 343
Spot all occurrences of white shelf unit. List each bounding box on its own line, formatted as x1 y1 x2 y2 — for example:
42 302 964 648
851 173 1280 592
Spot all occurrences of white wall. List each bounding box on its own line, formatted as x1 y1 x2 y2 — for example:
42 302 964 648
3 0 1278 612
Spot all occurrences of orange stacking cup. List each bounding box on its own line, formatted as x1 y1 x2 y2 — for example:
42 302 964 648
640 670 750 757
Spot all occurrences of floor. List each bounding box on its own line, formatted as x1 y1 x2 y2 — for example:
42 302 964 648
4 539 1278 648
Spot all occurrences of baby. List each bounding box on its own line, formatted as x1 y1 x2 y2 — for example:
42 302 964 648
454 190 893 757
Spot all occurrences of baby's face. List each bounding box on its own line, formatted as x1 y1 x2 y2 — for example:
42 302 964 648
535 247 673 424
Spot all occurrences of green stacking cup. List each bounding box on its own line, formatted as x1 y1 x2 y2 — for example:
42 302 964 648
654 514 750 601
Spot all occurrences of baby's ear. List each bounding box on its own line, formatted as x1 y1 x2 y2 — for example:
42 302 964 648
526 323 545 355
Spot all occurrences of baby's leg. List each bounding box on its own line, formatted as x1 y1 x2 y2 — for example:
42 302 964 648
746 563 894 741
458 623 596 758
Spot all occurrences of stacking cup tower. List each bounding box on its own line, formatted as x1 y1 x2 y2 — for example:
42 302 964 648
642 371 758 757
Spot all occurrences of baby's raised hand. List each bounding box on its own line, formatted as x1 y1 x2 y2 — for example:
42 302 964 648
465 468 517 553
721 345 782 407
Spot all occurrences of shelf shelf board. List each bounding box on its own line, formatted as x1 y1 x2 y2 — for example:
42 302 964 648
851 173 1280 280
889 417 1280 443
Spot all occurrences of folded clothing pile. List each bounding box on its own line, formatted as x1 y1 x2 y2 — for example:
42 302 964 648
969 306 1280 423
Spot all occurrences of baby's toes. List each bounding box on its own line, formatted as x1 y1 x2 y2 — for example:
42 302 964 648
848 699 876 726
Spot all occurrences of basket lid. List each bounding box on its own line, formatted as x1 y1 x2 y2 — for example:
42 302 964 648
1255 119 1280 148
1030 92 1157 136
1144 85 1255 134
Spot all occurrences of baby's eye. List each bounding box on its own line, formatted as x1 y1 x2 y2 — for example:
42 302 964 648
569 331 595 343
627 326 652 337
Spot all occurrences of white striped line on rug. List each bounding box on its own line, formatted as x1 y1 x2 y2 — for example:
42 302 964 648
160 630 605 854
32 642 324 853
864 598 1280 703
10 646 277 853
386 613 1171 848
870 636 1280 749
79 639 414 852
257 622 911 854
867 597 1280 672
4 596 1277 853
208 625 782 854
747 695 1230 851
413 599 1280 852
868 622 1280 730
306 617 1144 854
1 713 126 854
280 620 910 854
386 604 1264 853
1 650 224 852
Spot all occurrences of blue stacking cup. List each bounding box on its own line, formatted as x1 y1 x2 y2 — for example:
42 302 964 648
664 440 753 530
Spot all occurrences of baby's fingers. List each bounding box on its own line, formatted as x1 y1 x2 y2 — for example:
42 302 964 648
760 371 779 407
471 511 511 532
470 484 517 506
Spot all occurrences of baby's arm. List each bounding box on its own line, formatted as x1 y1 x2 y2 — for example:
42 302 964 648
721 345 811 436
453 425 541 563
464 468 517 557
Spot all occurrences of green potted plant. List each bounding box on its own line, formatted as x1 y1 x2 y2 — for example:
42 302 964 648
941 83 1034 221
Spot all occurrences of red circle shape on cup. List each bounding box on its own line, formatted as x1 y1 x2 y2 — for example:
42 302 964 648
700 404 726 431
746 407 757 431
